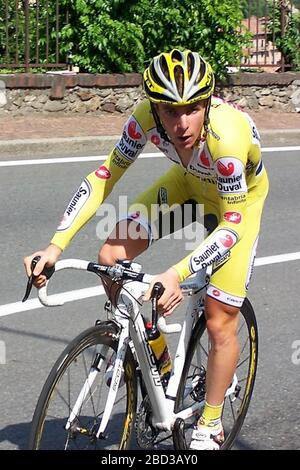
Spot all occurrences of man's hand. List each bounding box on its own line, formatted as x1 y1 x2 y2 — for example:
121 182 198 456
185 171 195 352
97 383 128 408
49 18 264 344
143 268 183 316
23 244 62 288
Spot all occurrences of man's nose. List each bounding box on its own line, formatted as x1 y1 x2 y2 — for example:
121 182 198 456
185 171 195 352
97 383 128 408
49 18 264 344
177 114 188 131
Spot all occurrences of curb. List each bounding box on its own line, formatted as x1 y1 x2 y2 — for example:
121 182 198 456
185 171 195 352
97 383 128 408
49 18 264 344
259 129 300 147
0 130 299 159
0 135 120 159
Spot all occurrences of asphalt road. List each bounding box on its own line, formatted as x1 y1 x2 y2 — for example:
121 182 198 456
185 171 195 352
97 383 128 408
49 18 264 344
0 148 299 450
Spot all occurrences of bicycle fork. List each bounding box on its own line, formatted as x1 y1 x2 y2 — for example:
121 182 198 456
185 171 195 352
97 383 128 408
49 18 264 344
96 323 130 438
64 322 130 438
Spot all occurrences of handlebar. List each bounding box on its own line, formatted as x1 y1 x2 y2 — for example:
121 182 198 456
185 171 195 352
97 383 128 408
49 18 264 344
36 258 153 306
23 258 182 334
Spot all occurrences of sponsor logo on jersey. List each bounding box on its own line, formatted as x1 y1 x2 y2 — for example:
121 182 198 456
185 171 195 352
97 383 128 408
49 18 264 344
128 120 142 140
223 211 242 224
111 150 131 169
207 285 243 307
116 117 146 160
213 250 231 267
216 158 247 194
199 150 210 167
246 160 255 175
151 134 160 146
252 125 260 142
190 241 222 271
217 160 235 176
188 163 215 179
95 165 111 179
217 174 246 193
189 229 238 272
57 179 91 231
219 234 235 248
221 194 246 204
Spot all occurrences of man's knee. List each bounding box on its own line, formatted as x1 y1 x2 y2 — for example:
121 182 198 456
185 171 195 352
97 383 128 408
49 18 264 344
98 244 119 266
205 297 240 347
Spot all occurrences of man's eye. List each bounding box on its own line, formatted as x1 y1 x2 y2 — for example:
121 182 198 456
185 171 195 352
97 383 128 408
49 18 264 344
167 109 177 117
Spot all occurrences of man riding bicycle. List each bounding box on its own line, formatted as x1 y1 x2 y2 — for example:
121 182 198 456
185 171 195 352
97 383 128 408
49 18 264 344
24 49 269 450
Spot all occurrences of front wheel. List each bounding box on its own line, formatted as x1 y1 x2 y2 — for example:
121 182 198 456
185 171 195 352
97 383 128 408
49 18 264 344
174 298 258 450
29 321 137 450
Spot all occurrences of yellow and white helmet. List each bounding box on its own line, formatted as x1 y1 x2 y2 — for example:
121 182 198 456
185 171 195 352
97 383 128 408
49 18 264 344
143 49 215 105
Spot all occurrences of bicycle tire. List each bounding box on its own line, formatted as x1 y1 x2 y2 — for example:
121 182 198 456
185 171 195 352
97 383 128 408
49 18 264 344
174 298 258 450
29 321 137 450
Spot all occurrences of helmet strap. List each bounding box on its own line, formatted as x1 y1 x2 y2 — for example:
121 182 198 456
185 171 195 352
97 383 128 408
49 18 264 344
204 97 220 141
204 96 211 133
150 103 170 142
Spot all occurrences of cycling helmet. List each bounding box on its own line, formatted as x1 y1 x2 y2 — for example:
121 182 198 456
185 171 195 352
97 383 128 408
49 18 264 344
143 49 215 105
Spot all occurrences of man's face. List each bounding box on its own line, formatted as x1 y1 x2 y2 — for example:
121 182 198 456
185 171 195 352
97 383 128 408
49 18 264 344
156 101 206 150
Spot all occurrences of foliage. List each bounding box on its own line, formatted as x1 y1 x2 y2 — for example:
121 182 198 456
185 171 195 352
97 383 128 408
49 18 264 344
59 0 144 73
268 1 300 70
0 0 252 78
123 0 251 79
242 0 269 18
0 0 70 68
242 0 300 18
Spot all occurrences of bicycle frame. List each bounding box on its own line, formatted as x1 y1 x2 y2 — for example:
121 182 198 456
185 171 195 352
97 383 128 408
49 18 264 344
97 267 210 435
35 259 239 442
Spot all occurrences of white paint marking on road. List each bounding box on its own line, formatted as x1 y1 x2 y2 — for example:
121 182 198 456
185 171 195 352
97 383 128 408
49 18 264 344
0 285 104 318
1 251 300 317
254 251 300 266
0 146 300 167
261 146 300 153
0 153 163 167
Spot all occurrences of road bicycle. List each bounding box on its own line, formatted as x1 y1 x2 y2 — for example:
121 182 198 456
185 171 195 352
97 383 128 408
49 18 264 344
24 257 258 450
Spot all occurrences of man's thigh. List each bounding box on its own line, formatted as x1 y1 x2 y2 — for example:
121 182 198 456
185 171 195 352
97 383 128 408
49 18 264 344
207 199 265 308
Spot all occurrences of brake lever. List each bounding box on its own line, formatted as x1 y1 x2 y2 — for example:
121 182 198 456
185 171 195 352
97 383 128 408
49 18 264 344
22 256 55 302
150 282 165 332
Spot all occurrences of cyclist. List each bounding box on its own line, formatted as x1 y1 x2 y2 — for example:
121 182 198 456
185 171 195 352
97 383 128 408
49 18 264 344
24 49 269 450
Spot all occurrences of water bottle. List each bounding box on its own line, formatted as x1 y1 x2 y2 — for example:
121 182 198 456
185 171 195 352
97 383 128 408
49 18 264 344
146 321 172 379
146 281 172 388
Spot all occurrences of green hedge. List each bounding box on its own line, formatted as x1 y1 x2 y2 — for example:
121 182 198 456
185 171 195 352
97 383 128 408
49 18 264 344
0 0 252 79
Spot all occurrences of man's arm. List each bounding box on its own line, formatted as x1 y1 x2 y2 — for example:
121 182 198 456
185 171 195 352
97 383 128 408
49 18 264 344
51 111 148 251
172 156 248 282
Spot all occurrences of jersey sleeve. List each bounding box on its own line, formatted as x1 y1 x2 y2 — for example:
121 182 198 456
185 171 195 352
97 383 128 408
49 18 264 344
50 107 148 251
172 108 252 282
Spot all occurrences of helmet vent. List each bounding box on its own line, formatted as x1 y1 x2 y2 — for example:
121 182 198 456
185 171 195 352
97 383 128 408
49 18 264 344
150 62 166 89
187 52 195 79
160 55 170 81
199 60 206 84
174 64 184 98
171 49 183 63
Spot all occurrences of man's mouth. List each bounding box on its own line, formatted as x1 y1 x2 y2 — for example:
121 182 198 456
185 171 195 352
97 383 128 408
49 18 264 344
178 135 192 142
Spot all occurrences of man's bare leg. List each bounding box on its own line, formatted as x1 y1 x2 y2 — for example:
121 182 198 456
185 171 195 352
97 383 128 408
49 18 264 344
98 220 149 305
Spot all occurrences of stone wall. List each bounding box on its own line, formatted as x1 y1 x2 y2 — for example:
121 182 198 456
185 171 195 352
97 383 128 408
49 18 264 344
0 72 299 115
217 72 300 113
